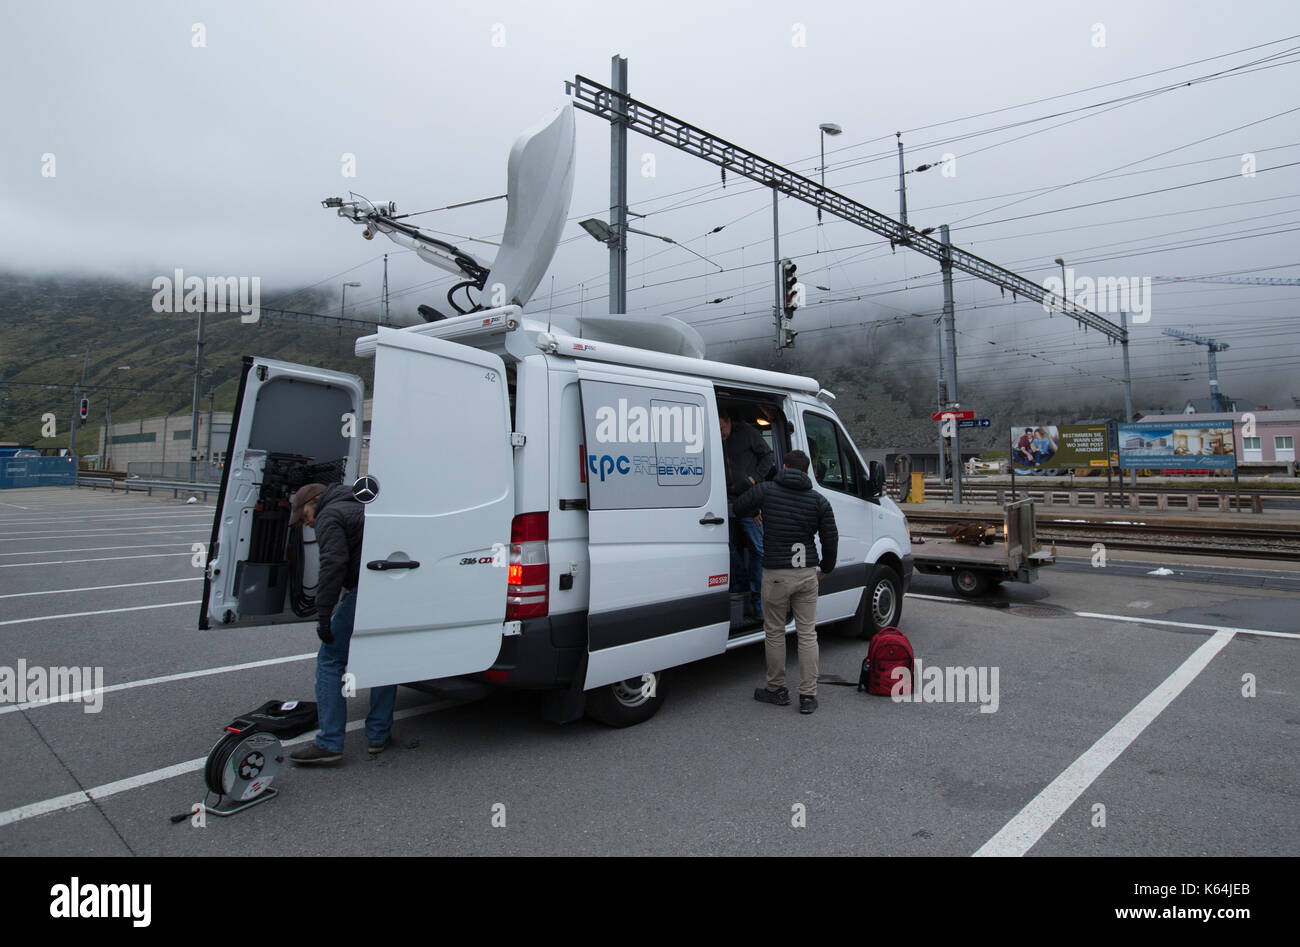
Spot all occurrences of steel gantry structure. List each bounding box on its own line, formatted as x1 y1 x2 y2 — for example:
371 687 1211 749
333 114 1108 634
564 74 1126 341
1152 275 1300 287
566 70 1133 503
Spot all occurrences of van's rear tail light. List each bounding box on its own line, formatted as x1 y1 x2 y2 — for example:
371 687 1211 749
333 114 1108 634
506 512 548 620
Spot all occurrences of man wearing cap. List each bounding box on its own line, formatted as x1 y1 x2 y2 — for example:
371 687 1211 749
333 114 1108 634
287 482 397 764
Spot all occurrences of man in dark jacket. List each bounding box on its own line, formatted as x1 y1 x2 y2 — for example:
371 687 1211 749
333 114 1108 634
287 482 396 764
733 450 837 714
721 411 776 619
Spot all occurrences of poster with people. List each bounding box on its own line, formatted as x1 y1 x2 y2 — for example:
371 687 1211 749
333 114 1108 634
1010 424 1108 471
1011 425 1061 470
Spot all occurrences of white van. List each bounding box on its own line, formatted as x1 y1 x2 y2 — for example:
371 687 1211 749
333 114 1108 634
199 308 914 727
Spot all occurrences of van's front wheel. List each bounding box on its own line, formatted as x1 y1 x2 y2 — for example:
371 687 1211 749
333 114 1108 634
584 671 667 728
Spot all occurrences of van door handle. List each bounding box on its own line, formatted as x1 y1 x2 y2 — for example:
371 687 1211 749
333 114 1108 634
367 559 421 571
699 515 725 525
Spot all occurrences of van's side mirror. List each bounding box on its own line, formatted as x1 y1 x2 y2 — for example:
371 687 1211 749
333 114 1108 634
867 460 886 499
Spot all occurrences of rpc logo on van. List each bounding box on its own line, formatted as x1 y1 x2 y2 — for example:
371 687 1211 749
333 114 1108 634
588 454 631 481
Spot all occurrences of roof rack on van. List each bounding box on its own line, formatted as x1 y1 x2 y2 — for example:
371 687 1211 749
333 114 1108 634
353 305 823 395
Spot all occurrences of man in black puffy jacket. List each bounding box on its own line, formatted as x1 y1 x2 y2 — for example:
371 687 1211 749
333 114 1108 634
733 450 838 714
286 482 396 764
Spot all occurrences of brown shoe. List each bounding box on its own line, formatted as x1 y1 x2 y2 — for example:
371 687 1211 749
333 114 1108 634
290 743 342 765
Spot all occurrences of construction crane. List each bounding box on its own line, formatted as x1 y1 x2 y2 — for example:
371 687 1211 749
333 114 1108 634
1163 328 1230 411
1152 275 1300 286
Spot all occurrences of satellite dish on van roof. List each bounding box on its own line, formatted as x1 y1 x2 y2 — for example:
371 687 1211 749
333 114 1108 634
323 103 576 319
483 103 576 309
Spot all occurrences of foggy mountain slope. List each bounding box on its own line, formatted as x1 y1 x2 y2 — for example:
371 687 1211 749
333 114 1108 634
0 273 374 451
1 271 1274 460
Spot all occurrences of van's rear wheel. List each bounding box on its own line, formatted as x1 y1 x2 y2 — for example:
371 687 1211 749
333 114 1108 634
584 671 667 728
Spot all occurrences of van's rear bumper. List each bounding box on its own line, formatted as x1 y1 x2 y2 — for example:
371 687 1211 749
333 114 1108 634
482 611 587 689
400 612 586 698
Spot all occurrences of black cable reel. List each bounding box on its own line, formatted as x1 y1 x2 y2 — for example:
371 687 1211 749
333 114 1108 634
205 726 283 808
172 701 318 822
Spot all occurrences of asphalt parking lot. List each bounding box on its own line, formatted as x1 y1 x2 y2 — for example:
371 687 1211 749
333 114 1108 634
1 486 1297 856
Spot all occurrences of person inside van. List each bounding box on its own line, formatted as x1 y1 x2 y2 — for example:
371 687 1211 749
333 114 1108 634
720 409 775 620
733 449 837 715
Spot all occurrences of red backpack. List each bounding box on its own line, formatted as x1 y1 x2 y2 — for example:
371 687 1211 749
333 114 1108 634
860 627 914 696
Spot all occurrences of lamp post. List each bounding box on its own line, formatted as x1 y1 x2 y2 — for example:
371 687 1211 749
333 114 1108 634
103 365 130 471
67 349 89 457
579 219 723 271
340 281 361 321
817 123 842 223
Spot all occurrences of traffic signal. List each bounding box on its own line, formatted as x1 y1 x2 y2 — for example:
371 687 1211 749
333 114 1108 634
781 318 798 348
781 259 801 317
78 397 89 421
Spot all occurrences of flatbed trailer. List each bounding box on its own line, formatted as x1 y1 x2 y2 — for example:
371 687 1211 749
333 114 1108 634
909 498 1055 596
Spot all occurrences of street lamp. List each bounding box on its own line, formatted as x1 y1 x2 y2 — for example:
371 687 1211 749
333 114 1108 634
578 219 723 271
1053 257 1067 312
817 123 842 223
340 281 361 321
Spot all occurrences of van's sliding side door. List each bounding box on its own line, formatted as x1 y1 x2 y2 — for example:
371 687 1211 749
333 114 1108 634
577 371 730 689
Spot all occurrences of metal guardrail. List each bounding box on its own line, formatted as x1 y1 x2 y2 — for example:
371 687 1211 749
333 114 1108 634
126 461 223 484
77 476 215 501
889 481 1267 513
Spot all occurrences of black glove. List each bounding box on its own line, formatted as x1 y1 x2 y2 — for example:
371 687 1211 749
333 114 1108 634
316 619 334 645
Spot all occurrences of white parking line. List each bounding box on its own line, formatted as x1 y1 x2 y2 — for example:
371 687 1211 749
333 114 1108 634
0 524 209 540
0 543 196 558
0 703 446 829
1075 611 1300 640
0 553 192 568
0 652 316 715
973 629 1236 857
0 511 213 525
0 500 30 510
906 592 1300 640
0 600 200 627
0 577 202 600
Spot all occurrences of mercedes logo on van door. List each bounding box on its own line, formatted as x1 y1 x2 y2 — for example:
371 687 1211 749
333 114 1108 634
352 476 380 504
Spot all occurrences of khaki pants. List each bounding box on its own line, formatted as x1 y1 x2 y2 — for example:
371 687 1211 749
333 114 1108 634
761 567 820 696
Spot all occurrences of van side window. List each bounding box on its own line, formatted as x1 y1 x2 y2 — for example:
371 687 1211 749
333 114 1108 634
834 424 864 497
803 413 842 490
803 412 863 497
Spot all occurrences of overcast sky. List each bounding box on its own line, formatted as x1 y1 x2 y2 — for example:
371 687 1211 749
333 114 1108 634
3 0 1299 407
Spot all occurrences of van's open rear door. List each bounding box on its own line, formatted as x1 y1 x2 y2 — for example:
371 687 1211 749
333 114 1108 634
347 329 515 688
577 371 730 689
201 358 364 629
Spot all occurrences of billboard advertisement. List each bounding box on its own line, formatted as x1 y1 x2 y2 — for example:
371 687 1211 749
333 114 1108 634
1011 424 1108 470
1117 419 1235 470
